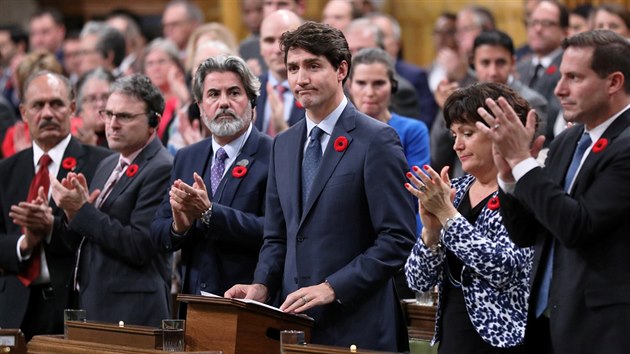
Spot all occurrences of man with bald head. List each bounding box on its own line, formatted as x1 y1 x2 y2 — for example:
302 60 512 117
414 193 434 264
0 71 111 340
256 10 304 136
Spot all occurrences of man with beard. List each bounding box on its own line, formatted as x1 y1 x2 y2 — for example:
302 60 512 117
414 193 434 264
152 55 272 311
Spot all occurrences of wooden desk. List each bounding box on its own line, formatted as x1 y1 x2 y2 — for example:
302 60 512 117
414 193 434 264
282 343 400 353
28 335 220 353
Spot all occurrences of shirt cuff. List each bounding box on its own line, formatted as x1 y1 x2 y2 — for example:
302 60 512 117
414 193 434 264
497 177 516 195
17 234 31 261
512 157 539 182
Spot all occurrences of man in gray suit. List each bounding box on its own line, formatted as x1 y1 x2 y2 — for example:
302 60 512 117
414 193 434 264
51 74 173 327
432 30 548 176
516 0 568 143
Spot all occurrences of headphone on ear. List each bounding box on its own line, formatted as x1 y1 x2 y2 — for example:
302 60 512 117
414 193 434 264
250 97 257 109
148 110 160 128
391 77 399 94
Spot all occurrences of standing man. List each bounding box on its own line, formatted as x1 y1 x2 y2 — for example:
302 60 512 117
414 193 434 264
29 8 66 62
517 0 568 143
0 71 111 340
225 22 415 352
152 55 272 301
256 10 304 136
480 30 630 354
51 74 172 327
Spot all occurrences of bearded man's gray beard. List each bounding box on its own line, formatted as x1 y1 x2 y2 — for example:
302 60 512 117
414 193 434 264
203 107 251 137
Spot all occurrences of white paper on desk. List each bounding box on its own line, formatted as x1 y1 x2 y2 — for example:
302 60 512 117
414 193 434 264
200 291 282 313
199 291 314 320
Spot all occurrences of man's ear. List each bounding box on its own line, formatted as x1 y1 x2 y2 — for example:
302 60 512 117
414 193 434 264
608 71 625 95
337 60 349 83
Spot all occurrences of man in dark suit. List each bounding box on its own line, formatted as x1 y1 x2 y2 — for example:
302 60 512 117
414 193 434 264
480 30 630 354
152 55 272 302
255 9 304 136
51 74 172 327
0 71 111 340
516 0 568 144
226 22 416 352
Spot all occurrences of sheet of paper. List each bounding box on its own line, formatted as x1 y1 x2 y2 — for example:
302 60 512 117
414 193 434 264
200 291 313 320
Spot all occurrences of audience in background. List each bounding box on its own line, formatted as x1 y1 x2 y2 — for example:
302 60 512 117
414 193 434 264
593 3 630 39
162 0 204 61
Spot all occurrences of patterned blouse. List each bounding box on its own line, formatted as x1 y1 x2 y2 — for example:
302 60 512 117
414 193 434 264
405 174 533 348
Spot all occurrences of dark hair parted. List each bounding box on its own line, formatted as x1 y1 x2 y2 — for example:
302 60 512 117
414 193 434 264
540 0 569 29
443 82 534 130
110 74 165 119
563 30 630 93
280 21 352 84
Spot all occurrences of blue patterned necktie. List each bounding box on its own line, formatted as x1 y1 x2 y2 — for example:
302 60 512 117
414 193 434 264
211 148 228 196
535 131 591 317
302 127 324 204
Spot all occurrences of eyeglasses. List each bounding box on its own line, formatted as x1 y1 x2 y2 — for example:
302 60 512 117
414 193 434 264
526 19 559 28
98 110 146 123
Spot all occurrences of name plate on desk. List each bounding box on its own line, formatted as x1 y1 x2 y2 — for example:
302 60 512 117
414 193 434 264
66 320 163 350
0 329 26 354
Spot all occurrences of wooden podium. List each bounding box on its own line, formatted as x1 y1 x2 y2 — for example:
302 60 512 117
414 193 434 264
401 301 437 341
178 294 314 354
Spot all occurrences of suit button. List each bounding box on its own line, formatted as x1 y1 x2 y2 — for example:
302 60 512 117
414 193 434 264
296 236 304 242
201 283 207 289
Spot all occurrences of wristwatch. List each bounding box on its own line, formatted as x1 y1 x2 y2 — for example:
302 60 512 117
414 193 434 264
200 204 213 227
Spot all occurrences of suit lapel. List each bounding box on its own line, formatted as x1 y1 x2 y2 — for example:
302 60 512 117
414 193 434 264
572 111 630 193
100 137 162 210
52 138 87 211
300 104 356 223
216 127 261 204
287 120 307 215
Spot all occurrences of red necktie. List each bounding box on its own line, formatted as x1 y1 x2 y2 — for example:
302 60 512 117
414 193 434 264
267 84 287 137
17 154 52 287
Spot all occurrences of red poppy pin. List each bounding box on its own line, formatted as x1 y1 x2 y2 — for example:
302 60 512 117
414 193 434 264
295 100 303 109
334 136 349 152
126 164 139 177
546 65 557 75
232 159 249 178
487 196 500 210
61 157 77 170
592 138 608 153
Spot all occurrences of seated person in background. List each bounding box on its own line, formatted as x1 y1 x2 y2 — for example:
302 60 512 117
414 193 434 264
74 67 115 148
347 46 430 239
51 74 173 327
405 82 536 354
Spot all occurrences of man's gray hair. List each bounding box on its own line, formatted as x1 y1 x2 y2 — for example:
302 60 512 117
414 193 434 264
345 18 385 50
192 55 261 103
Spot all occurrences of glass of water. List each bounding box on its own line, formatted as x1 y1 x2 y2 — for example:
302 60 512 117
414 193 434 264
162 319 185 351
